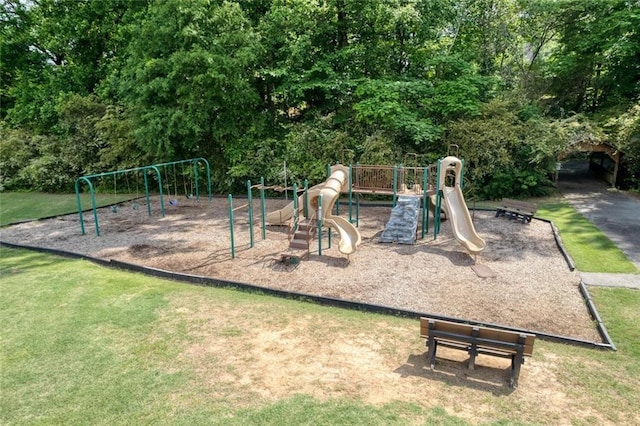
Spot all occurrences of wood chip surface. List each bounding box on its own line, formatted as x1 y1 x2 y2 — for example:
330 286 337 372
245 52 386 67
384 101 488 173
0 196 600 342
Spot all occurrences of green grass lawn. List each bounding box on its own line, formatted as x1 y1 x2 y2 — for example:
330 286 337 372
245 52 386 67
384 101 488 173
0 192 138 226
537 200 639 273
2 248 639 424
1 192 639 424
0 249 482 424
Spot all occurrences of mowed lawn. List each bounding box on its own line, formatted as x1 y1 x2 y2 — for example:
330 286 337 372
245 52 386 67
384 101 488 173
0 192 138 226
2 248 639 425
1 192 639 424
537 201 639 273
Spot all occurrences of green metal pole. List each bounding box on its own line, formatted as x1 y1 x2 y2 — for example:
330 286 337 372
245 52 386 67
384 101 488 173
303 179 309 219
247 180 254 248
201 157 213 204
293 183 298 229
460 159 465 189
422 167 428 239
228 194 235 259
426 194 431 239
143 169 151 217
436 189 443 238
75 177 98 236
149 165 165 217
317 194 323 256
327 188 331 249
356 193 360 227
393 166 398 207
260 177 266 240
293 183 298 219
193 160 199 201
435 160 441 239
74 179 86 236
88 179 100 236
80 176 100 236
348 165 353 222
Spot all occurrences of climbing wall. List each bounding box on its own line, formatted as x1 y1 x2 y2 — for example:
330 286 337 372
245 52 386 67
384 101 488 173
379 196 420 244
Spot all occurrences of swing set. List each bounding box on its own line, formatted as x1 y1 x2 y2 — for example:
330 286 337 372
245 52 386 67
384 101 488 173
75 158 213 236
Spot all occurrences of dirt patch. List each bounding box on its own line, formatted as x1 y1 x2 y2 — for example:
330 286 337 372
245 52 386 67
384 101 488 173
154 292 611 425
0 195 599 342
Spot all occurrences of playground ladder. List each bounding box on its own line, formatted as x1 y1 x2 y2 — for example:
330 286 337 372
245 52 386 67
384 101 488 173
288 219 317 258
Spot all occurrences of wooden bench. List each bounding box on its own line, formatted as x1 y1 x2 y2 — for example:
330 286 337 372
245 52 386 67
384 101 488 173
420 317 535 388
496 198 537 223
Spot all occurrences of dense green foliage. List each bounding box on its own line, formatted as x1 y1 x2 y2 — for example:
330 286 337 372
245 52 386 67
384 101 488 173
1 0 638 195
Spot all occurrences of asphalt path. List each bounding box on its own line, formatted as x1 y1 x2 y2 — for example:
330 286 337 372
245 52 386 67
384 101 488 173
556 161 640 289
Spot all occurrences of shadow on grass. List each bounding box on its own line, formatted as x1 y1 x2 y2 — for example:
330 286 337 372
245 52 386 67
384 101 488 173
394 353 516 396
0 248 67 275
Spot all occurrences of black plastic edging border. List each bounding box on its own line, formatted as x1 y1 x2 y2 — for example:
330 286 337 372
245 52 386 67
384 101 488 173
1 240 615 350
579 281 617 351
535 216 576 272
531 216 616 349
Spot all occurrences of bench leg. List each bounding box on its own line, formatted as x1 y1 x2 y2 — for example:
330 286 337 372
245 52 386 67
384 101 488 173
510 350 525 389
468 344 478 371
468 329 479 371
427 336 437 370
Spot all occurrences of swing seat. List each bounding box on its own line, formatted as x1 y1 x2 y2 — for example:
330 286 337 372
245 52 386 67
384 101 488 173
132 202 140 210
169 199 179 206
110 205 119 213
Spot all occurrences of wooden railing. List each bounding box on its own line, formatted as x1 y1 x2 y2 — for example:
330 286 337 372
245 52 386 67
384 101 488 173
350 164 437 195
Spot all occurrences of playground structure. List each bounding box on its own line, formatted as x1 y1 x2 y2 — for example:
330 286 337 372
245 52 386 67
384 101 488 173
74 154 483 260
265 155 485 259
266 165 362 256
75 158 212 236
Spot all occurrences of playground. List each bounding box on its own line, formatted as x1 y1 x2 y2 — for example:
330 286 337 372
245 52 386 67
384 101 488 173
0 187 600 343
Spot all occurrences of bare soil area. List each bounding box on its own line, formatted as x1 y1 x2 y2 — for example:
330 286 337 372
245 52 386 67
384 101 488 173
0 195 600 342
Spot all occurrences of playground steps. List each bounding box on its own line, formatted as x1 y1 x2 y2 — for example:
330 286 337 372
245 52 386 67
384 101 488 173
379 196 420 244
289 220 317 251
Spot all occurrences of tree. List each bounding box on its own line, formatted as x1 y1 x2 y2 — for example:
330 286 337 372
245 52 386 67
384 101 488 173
117 0 261 178
604 104 640 188
2 0 148 130
544 0 640 114
446 98 562 199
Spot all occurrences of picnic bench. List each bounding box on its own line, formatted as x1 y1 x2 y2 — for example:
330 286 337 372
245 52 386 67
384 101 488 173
420 317 535 388
495 198 537 223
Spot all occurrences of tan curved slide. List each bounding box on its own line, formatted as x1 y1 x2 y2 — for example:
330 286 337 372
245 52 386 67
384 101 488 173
266 183 323 224
312 165 361 254
267 165 361 255
439 156 486 255
324 215 361 255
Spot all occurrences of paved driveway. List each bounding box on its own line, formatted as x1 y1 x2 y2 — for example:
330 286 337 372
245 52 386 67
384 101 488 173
557 162 640 270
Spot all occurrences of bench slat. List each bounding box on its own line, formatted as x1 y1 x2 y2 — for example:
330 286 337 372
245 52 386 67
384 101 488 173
424 328 534 357
420 318 535 356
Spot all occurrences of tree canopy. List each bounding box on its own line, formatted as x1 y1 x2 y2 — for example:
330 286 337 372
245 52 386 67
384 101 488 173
1 0 638 195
